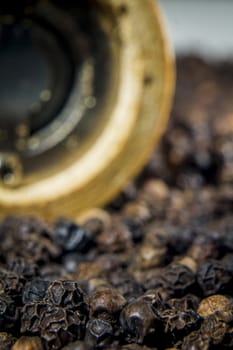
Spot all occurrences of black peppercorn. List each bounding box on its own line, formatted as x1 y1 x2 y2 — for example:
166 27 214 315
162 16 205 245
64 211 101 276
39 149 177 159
120 299 156 343
85 318 113 347
197 260 233 296
0 55 233 349
54 219 92 253
22 279 50 304
154 263 196 298
44 280 89 312
0 294 19 331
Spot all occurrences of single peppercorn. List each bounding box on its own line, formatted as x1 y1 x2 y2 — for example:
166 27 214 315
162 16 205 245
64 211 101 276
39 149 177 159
120 299 156 344
40 306 84 349
12 336 44 350
197 260 233 296
154 263 196 298
85 319 113 347
197 294 233 320
159 306 201 336
96 219 132 253
54 219 92 253
90 285 126 321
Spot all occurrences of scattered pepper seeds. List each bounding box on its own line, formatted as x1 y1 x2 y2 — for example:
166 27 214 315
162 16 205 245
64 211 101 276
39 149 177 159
0 56 233 349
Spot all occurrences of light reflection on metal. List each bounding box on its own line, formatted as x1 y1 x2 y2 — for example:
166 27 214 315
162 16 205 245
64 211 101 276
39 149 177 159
0 0 174 220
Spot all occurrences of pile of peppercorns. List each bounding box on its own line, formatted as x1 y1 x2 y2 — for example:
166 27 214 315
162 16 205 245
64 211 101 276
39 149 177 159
0 56 233 350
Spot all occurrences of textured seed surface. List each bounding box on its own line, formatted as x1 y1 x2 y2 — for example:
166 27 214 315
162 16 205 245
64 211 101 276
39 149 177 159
1 56 233 349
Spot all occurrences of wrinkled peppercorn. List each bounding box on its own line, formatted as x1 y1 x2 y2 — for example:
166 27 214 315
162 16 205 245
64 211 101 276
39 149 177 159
197 260 233 296
120 299 156 343
44 280 89 311
22 279 50 304
197 294 233 319
20 281 89 349
85 319 113 347
21 303 87 349
0 56 233 349
154 263 196 298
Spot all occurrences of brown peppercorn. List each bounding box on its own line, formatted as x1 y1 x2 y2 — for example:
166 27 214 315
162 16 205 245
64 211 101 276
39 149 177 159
95 254 123 273
12 336 44 350
140 179 169 204
85 278 109 296
96 219 132 253
123 201 151 222
197 294 233 319
135 243 167 269
177 257 197 273
79 208 111 229
187 236 218 263
90 286 126 320
75 262 102 281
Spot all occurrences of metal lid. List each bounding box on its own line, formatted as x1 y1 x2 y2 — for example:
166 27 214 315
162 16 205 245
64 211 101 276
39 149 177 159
0 0 174 219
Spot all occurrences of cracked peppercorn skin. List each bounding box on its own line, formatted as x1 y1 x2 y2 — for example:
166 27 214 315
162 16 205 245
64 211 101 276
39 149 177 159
0 57 233 349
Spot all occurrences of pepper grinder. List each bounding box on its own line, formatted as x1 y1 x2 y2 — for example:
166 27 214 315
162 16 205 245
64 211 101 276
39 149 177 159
0 0 174 219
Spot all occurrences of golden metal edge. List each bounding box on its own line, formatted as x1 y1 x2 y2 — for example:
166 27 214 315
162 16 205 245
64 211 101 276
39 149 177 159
0 0 175 221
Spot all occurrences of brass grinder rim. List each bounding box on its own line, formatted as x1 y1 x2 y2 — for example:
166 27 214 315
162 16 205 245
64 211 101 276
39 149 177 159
0 0 175 220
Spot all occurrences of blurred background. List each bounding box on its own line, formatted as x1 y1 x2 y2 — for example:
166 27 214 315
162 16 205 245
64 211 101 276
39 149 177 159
159 0 233 60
